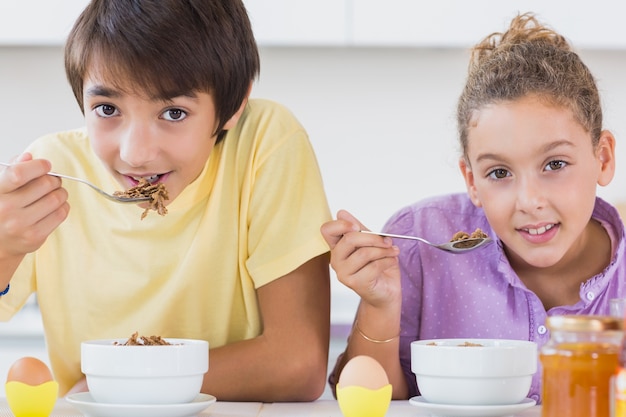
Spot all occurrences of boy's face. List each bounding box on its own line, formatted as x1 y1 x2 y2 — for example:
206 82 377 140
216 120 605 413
82 73 236 204
460 95 615 270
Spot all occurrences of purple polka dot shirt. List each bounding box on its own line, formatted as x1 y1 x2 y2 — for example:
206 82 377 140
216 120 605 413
386 193 625 403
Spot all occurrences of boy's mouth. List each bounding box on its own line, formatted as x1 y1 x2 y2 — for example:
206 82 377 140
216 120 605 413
131 174 161 184
127 173 168 186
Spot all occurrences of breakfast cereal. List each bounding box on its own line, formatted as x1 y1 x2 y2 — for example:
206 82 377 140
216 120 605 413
114 331 174 346
113 178 169 219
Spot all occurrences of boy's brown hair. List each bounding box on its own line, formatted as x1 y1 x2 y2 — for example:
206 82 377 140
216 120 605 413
65 0 260 143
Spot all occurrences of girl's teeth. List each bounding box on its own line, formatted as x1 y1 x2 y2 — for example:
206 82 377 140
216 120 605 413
527 224 554 235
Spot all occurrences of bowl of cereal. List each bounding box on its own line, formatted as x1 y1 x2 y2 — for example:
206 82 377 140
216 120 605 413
411 338 537 406
81 332 209 404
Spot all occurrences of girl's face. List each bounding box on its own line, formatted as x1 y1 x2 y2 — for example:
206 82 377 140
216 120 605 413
460 95 615 270
82 72 246 204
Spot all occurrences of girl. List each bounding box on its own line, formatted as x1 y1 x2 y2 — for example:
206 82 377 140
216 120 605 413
321 13 623 403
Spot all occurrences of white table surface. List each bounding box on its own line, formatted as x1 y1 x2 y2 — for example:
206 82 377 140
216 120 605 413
258 400 541 417
0 397 542 417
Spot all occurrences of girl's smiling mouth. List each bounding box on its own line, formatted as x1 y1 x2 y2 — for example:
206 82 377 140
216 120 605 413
517 223 559 243
521 223 556 236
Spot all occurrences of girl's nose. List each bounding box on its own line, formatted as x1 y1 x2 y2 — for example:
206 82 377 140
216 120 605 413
515 176 546 213
119 124 158 167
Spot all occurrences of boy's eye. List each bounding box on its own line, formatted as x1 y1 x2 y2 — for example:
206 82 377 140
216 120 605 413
487 168 510 179
546 160 567 171
94 104 118 117
162 108 187 121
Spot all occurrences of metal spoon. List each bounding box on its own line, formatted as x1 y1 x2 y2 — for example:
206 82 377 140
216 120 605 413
360 230 493 253
0 162 151 204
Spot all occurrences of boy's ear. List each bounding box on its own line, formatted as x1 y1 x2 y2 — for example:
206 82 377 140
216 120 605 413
223 83 252 130
596 130 616 186
459 157 482 207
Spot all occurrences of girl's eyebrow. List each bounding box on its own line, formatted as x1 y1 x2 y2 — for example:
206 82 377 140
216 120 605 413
542 139 575 153
475 139 575 163
475 152 504 164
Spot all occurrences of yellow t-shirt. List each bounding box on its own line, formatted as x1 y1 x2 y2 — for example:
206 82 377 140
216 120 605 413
0 99 331 395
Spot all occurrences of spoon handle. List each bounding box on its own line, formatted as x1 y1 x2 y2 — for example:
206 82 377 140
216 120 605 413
360 230 429 243
0 161 151 204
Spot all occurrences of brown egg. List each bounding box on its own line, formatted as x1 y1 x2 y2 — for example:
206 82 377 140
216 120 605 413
6 357 53 386
338 355 389 390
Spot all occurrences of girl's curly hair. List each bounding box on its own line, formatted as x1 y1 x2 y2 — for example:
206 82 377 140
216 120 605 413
457 13 601 157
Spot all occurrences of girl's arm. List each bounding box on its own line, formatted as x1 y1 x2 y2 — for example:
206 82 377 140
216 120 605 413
321 210 409 399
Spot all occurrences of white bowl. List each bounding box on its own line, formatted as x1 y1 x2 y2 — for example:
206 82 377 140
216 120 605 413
81 338 209 405
411 338 537 405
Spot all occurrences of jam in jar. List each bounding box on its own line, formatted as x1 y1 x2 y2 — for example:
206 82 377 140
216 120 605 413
540 315 622 417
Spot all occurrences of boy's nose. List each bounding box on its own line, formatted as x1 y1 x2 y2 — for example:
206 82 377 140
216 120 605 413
119 124 158 167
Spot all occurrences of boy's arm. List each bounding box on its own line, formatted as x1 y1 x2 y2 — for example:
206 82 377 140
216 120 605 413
0 254 25 293
0 157 69 293
199 253 331 402
66 254 332 401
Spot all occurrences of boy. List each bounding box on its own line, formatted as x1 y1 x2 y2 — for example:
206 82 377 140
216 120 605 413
0 0 331 402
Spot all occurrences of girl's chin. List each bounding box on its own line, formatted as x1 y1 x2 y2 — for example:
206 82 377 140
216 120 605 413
525 251 569 269
505 244 566 269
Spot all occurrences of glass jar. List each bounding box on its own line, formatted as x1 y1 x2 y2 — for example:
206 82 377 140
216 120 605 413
540 315 622 417
616 318 626 417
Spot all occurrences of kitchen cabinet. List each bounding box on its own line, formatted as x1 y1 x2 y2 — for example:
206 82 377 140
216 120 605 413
2 0 626 49
351 0 626 49
245 0 348 46
0 0 348 46
0 0 88 45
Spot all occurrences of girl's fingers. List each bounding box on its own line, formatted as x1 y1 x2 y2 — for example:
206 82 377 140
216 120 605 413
321 209 371 249
340 255 399 289
335 209 365 229
331 244 398 277
321 214 360 250
333 229 394 260
323 209 400 302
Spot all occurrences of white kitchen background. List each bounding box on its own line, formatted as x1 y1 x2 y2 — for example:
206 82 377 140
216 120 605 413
1 0 626 397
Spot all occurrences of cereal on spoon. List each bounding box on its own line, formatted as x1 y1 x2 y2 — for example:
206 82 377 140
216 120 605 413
113 178 169 219
449 228 489 248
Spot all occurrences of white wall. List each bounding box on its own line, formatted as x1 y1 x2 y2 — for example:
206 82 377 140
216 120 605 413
2 45 626 323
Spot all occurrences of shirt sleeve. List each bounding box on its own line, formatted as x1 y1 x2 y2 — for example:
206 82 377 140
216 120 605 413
242 102 331 287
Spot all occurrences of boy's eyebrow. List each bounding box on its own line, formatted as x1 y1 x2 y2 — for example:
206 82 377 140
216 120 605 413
85 86 198 102
165 92 199 101
85 85 121 98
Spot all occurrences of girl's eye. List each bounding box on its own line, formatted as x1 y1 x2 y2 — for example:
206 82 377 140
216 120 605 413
162 108 187 122
94 104 119 118
487 168 510 180
546 160 567 171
